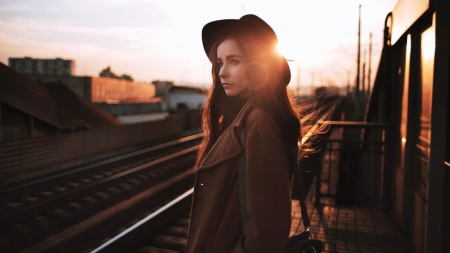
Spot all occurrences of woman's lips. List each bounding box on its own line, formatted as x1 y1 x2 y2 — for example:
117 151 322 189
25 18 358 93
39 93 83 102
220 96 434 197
222 82 232 88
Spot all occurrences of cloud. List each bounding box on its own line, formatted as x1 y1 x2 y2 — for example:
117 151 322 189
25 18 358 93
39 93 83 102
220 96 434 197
0 3 31 12
0 0 396 86
0 16 170 47
0 0 168 29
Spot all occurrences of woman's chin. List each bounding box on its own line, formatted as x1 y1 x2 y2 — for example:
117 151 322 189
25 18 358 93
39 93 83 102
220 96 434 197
224 89 249 98
224 90 239 97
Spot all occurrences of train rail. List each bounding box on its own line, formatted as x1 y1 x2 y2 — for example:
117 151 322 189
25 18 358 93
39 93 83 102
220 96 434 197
0 133 203 253
91 97 340 253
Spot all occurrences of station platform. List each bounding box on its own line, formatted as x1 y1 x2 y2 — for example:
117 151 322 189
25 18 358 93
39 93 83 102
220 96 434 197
290 199 410 253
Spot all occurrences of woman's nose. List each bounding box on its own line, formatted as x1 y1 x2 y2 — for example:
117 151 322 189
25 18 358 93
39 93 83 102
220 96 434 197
218 65 227 78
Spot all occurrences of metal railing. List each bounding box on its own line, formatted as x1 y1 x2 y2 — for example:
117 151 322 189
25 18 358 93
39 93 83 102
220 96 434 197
315 121 389 208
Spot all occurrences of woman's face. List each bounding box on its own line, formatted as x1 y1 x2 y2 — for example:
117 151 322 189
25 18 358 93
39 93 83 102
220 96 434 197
216 38 249 97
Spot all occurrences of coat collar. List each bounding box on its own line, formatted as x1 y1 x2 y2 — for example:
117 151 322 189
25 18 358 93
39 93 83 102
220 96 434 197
197 101 255 172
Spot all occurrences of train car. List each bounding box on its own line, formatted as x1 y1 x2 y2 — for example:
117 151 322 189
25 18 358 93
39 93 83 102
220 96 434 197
365 0 449 252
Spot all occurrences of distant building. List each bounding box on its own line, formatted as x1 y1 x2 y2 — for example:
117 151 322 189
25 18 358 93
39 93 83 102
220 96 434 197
152 80 173 110
151 81 206 110
169 85 206 110
26 75 156 104
26 75 164 123
8 57 75 76
21 65 203 124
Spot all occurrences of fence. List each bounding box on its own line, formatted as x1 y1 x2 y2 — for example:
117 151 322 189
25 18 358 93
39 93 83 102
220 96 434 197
315 121 389 208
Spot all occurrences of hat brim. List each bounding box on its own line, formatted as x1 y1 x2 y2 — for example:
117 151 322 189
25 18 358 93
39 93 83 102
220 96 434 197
201 16 291 86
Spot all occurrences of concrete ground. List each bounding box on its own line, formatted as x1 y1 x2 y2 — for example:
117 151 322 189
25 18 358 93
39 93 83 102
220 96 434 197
290 199 410 253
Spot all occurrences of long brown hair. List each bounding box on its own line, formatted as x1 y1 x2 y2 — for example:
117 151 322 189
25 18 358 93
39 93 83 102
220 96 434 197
196 32 301 170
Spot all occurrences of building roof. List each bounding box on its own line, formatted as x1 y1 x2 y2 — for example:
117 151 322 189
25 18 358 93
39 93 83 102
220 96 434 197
0 62 120 129
169 85 207 94
0 62 61 127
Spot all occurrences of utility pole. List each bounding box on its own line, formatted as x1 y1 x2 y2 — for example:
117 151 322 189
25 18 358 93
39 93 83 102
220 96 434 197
362 49 366 97
347 71 351 92
355 5 362 120
368 32 373 96
296 63 300 94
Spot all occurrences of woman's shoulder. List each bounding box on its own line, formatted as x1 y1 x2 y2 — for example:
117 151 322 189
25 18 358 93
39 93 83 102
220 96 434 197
246 106 273 121
234 101 280 132
244 105 280 132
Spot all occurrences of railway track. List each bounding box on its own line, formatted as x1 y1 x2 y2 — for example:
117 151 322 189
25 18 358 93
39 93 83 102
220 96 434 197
90 97 340 253
0 133 203 253
0 98 338 253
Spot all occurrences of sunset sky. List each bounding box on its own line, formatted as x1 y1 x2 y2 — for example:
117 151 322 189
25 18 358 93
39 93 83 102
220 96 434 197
0 0 398 91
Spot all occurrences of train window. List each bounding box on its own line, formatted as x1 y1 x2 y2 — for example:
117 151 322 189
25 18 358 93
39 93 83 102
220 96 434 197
419 26 434 139
413 23 435 196
400 35 411 170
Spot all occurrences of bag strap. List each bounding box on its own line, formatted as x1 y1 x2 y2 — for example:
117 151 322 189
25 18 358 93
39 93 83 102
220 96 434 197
238 130 310 231
293 158 311 231
238 130 249 229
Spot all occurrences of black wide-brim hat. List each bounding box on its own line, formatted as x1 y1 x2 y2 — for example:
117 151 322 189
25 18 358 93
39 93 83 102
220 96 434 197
202 14 291 86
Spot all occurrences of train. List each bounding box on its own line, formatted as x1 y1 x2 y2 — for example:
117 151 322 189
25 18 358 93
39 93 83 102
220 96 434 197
365 0 449 252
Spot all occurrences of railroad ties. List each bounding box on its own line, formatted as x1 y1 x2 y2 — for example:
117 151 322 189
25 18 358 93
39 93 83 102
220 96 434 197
138 215 190 253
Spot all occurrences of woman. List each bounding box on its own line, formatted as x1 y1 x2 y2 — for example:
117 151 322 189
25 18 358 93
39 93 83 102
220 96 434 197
185 14 301 253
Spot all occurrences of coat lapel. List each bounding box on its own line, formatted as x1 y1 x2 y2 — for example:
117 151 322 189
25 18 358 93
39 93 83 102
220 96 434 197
197 101 254 172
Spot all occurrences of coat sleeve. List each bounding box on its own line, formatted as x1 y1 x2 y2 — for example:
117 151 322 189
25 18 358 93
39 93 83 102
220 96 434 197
232 109 292 253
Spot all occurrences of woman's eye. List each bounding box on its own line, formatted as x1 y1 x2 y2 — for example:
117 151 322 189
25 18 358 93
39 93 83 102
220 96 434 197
231 60 239 64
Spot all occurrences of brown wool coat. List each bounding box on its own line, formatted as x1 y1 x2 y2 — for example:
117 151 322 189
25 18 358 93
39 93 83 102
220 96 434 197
185 102 293 253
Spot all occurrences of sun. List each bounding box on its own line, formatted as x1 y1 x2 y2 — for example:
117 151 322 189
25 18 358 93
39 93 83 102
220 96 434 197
276 43 294 61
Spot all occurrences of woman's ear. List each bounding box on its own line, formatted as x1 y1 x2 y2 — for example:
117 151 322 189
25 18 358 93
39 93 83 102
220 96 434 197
244 61 269 90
